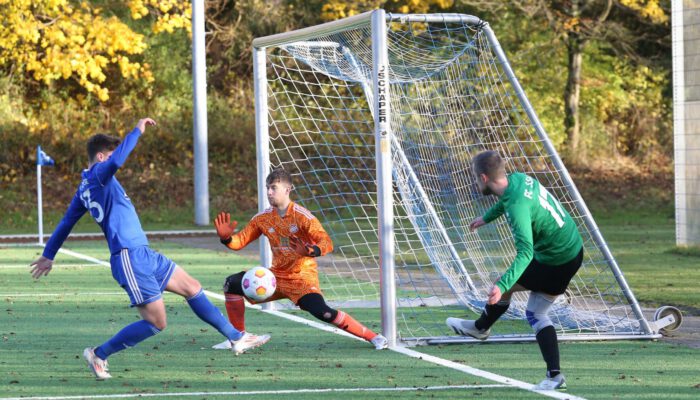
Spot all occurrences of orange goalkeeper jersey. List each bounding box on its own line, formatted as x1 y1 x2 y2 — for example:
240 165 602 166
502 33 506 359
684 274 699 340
224 201 333 281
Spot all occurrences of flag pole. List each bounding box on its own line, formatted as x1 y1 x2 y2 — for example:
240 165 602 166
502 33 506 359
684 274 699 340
37 158 43 245
36 145 54 245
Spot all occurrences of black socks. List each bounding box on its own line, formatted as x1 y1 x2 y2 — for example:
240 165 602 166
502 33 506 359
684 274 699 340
474 301 510 331
536 325 560 376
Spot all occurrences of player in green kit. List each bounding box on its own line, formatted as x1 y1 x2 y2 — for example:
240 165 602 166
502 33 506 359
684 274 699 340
446 150 583 391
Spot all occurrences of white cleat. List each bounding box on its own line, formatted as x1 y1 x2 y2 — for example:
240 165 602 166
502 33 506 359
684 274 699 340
212 339 233 350
371 334 389 350
231 332 271 355
534 374 567 391
83 347 112 380
446 318 491 340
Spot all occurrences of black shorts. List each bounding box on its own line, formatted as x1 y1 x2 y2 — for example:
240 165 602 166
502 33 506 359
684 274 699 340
516 247 583 295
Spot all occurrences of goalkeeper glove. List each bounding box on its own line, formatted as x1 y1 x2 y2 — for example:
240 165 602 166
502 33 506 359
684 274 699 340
290 235 321 257
214 212 238 245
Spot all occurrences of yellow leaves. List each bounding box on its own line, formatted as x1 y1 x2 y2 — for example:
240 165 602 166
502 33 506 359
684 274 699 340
321 0 453 22
127 0 192 34
141 63 154 83
71 34 86 46
0 0 152 102
619 0 668 24
388 0 452 14
61 62 72 79
563 17 580 31
128 0 149 20
96 87 109 102
152 12 191 34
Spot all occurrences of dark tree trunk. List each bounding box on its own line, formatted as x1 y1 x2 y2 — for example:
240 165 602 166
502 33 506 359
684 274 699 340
564 31 584 161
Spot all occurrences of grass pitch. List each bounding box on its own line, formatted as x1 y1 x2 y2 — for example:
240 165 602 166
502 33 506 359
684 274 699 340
1 239 699 399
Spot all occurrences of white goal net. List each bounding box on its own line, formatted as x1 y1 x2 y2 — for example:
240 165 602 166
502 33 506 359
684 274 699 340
252 11 655 344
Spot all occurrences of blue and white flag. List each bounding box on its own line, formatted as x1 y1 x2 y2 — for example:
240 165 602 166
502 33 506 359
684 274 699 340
37 145 55 166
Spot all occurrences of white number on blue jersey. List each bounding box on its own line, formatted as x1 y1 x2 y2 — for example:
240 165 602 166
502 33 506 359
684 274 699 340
80 189 104 223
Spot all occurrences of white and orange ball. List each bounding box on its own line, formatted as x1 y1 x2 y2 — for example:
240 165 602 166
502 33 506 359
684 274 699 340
241 266 277 301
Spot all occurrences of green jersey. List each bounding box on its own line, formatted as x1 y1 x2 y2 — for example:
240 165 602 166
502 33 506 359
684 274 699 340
482 172 583 293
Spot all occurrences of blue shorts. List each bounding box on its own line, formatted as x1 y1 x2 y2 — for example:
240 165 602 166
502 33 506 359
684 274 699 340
110 246 177 307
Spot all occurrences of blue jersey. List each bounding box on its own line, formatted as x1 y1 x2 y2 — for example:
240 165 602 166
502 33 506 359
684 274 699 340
43 128 149 259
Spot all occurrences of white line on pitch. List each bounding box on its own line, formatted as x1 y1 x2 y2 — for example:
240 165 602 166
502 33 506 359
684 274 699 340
205 290 586 400
50 248 585 400
56 248 110 267
0 292 124 297
0 384 510 400
0 242 47 248
1 292 183 298
1 245 112 268
0 264 105 269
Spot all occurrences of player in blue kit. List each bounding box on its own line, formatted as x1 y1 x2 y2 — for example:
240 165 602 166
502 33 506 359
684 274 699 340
30 118 269 380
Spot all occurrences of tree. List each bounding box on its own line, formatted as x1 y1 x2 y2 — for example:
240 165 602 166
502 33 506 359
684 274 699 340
125 0 456 93
457 0 668 161
0 0 153 102
128 0 314 91
535 0 667 161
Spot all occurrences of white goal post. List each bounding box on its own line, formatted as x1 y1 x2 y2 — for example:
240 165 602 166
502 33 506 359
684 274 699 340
252 10 666 346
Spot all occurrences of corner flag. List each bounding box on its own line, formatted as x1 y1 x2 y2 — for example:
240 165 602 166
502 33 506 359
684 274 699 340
37 145 55 166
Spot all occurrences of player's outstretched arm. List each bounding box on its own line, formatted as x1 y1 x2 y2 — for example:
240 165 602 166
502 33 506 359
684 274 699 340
37 193 88 277
136 118 156 133
95 117 157 182
215 212 238 242
30 256 54 279
215 211 263 250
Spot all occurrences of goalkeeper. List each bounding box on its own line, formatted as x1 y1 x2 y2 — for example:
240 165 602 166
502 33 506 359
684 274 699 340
212 168 388 350
446 150 583 391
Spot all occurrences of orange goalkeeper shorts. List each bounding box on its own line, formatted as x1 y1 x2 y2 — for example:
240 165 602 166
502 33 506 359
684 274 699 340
250 272 322 305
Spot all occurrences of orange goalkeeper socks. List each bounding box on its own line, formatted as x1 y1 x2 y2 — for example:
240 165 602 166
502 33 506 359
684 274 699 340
332 310 377 341
224 294 246 332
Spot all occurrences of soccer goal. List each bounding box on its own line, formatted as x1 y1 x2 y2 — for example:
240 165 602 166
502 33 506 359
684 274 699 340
252 10 678 346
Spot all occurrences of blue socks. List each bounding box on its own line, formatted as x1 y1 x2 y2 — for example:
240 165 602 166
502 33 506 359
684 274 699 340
95 319 160 360
93 290 241 361
187 289 243 341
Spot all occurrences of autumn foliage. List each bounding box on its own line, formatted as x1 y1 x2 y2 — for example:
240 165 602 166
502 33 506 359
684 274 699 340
0 0 673 229
0 0 154 102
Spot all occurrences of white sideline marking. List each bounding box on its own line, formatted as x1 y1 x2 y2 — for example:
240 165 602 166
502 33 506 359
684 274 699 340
206 290 358 338
0 243 109 267
0 384 509 400
204 291 585 400
0 242 47 248
392 347 583 400
57 248 110 267
1 292 123 297
0 229 215 241
48 248 586 400
0 264 104 269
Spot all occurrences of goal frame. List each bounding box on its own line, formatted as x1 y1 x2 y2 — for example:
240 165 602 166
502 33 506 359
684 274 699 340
252 10 658 345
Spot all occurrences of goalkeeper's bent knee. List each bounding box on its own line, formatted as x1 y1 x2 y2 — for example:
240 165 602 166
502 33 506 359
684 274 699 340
223 271 246 296
298 293 338 323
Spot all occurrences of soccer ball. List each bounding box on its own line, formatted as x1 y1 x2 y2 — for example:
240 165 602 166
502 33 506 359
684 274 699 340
241 266 276 301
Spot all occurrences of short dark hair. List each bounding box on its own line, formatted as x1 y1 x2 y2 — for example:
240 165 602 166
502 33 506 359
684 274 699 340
472 150 505 179
266 167 293 186
87 134 121 162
